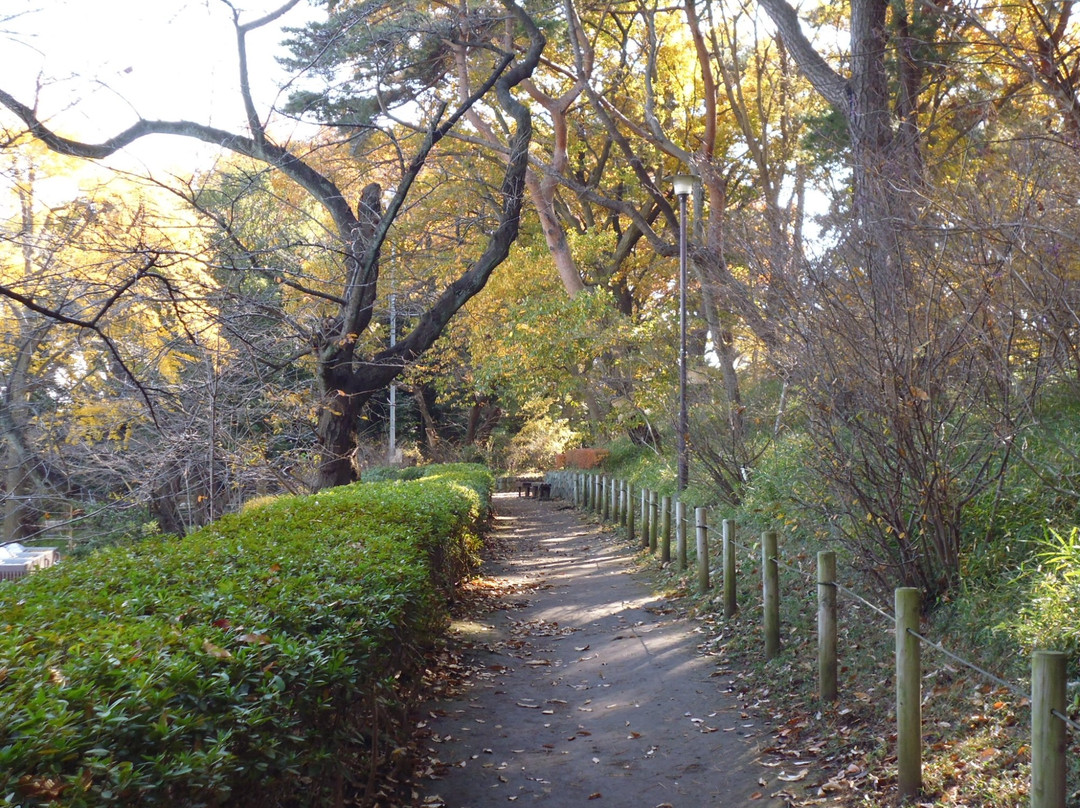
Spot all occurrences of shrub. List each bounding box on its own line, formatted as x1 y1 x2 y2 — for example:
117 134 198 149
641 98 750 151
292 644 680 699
505 415 578 472
360 464 424 483
1001 526 1080 677
0 464 492 807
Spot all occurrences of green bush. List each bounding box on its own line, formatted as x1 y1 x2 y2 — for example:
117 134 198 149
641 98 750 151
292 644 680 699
0 464 492 807
736 431 830 540
600 438 675 498
360 464 424 482
999 526 1080 676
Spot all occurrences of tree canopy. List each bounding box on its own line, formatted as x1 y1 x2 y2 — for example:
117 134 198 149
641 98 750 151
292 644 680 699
1 0 1079 598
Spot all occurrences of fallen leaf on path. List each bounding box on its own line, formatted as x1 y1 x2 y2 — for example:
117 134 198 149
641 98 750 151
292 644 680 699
588 793 602 800
777 769 809 782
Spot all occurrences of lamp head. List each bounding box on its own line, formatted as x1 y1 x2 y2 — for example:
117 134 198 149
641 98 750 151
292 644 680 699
670 173 699 197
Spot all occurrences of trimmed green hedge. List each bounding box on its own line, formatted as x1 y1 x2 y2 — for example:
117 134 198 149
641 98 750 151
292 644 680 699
0 464 492 807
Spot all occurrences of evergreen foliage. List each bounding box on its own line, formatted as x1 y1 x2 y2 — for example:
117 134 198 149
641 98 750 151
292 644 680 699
0 464 491 807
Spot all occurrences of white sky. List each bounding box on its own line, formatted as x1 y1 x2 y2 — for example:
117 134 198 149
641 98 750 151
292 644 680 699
0 0 315 174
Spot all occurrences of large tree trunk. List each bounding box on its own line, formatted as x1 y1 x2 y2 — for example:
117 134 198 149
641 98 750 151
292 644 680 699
315 387 363 488
757 0 922 317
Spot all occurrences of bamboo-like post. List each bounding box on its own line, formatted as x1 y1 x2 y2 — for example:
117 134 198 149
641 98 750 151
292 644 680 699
660 495 672 563
1031 650 1067 808
640 489 650 549
626 483 636 543
818 551 837 702
648 490 659 552
602 475 611 521
611 477 618 522
576 473 583 508
696 507 709 593
618 480 627 527
722 519 737 617
593 475 600 514
676 500 687 570
763 531 780 659
895 587 921 801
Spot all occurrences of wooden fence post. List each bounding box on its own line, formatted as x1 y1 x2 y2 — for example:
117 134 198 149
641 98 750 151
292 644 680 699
603 475 611 521
895 587 921 801
1031 650 1067 808
763 531 780 659
620 480 628 528
722 519 737 617
648 490 659 552
627 483 636 544
818 550 837 702
676 500 687 570
639 489 649 549
660 495 672 563
696 507 709 593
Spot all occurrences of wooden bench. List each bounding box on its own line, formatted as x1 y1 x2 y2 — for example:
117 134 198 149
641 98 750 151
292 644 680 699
515 480 552 499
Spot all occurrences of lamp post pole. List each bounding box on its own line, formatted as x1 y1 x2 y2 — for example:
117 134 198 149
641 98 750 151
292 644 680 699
388 251 397 464
672 174 696 494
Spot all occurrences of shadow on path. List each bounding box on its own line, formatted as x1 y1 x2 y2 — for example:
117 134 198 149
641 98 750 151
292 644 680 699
415 492 785 807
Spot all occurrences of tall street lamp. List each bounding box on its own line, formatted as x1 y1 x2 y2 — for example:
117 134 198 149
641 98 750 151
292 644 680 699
671 173 698 495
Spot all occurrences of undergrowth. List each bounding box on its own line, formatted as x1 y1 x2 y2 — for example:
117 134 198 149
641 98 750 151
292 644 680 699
569 439 1080 807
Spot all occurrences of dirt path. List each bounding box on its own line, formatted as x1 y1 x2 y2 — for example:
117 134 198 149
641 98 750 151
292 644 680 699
414 492 786 807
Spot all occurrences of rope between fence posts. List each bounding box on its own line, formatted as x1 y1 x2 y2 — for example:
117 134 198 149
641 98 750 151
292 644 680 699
1051 708 1080 734
906 627 1030 700
831 580 897 624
